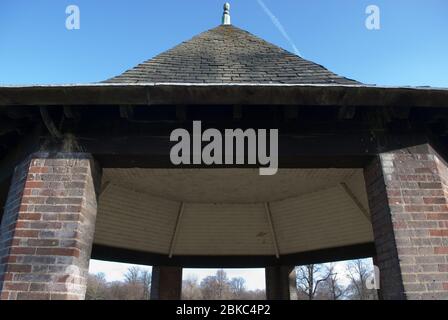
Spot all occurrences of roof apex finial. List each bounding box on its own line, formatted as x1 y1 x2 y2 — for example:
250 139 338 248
222 3 231 25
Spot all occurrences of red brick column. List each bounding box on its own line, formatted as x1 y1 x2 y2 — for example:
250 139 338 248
0 153 101 300
364 144 448 300
150 266 182 300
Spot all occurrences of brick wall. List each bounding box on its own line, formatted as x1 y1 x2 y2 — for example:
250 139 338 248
364 145 448 300
0 153 101 300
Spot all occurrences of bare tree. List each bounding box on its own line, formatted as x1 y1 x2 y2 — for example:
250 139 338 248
85 273 108 300
346 259 377 300
184 272 268 300
124 266 141 284
87 268 266 300
242 289 266 300
123 266 152 300
107 281 134 300
182 275 202 300
229 277 246 299
319 264 345 300
296 264 332 300
140 269 151 300
200 275 220 299
216 269 229 299
200 269 232 300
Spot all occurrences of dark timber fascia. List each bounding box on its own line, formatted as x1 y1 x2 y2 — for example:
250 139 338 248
91 243 376 268
1 84 448 108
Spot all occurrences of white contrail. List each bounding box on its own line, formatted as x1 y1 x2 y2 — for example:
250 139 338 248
256 0 301 57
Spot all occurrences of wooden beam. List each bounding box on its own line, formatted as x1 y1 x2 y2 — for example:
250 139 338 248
80 133 378 157
284 106 298 121
175 105 187 122
40 106 62 139
91 242 376 268
0 121 21 136
76 131 429 169
119 105 134 120
338 105 356 120
390 106 411 120
63 105 81 121
2 84 448 108
0 126 41 183
233 105 243 120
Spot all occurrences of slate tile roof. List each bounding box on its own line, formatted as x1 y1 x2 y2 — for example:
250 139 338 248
105 25 360 85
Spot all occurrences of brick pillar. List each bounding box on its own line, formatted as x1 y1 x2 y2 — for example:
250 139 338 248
150 266 182 300
0 153 101 300
364 144 448 300
265 266 296 300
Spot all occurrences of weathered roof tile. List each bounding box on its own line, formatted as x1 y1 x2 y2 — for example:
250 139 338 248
105 25 359 85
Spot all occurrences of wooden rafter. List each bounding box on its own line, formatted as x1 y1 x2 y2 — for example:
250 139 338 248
168 202 185 258
339 182 371 222
264 202 280 259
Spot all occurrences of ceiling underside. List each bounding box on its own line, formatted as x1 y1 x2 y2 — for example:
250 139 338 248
94 169 374 256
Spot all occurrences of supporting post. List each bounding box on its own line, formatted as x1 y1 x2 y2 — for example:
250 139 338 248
0 152 101 300
150 266 182 300
265 266 297 300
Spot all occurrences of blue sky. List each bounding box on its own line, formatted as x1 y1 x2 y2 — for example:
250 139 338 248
1 0 445 290
1 0 447 87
